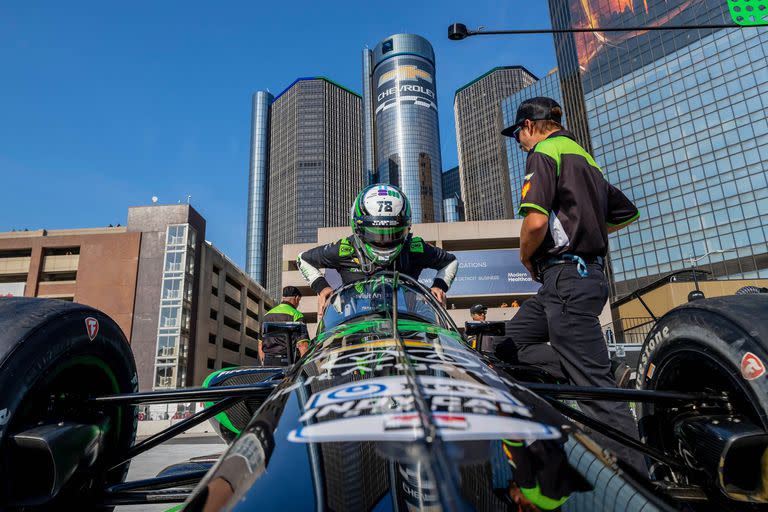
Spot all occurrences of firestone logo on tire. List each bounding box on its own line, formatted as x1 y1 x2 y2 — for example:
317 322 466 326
741 352 766 381
85 317 99 341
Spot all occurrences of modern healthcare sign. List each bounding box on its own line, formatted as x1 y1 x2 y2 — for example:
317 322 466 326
419 249 540 296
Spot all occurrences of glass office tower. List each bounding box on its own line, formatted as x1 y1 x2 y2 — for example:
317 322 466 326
265 77 364 299
501 70 565 217
454 66 537 220
549 0 768 296
441 166 464 222
245 91 273 286
363 34 443 223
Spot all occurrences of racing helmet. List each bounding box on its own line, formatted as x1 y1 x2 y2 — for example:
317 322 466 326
350 184 412 265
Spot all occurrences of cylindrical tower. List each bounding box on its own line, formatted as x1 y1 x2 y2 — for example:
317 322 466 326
361 48 377 184
368 34 443 222
245 90 273 285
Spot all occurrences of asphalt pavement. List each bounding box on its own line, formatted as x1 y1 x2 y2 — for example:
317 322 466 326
115 435 224 512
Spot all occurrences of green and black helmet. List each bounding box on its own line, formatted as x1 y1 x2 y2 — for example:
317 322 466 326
350 184 412 265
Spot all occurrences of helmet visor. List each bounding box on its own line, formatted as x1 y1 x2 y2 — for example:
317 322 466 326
357 224 409 249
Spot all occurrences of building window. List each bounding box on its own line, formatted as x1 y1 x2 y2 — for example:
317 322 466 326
167 225 187 246
159 306 180 328
157 335 178 357
164 252 184 273
162 278 183 300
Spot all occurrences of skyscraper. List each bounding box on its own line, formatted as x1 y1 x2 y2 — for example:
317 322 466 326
549 0 768 296
363 34 443 223
441 166 464 222
264 77 363 299
246 91 273 286
454 67 537 221
501 69 565 216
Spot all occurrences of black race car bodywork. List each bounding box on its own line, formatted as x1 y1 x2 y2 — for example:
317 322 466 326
1 272 767 511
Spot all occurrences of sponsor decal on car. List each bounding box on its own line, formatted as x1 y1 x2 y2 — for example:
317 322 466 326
288 376 557 444
288 412 559 443
85 317 99 341
740 352 766 381
303 376 529 415
225 432 266 475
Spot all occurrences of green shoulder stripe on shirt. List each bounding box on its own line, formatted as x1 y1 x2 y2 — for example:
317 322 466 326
339 238 354 257
518 202 549 216
535 136 603 176
607 210 641 227
409 236 424 253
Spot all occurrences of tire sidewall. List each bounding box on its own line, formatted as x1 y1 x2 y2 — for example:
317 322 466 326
0 306 138 506
636 308 768 430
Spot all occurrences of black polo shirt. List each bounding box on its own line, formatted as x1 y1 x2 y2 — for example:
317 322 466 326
518 130 639 264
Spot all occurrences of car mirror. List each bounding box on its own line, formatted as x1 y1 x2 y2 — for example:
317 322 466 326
464 321 506 336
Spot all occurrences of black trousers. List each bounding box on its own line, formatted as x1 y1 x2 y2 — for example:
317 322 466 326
496 263 646 472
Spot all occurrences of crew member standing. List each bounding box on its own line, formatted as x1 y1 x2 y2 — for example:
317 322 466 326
499 97 644 471
259 286 309 366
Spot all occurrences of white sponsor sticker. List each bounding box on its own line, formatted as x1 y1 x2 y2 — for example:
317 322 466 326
288 375 559 444
288 413 559 443
305 376 527 415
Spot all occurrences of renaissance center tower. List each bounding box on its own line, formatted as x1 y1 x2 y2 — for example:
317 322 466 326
363 34 444 223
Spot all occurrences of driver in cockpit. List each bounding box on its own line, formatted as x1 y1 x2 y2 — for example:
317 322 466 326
297 184 458 319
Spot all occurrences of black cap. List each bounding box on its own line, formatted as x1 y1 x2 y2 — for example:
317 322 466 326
501 96 562 137
470 304 487 315
282 286 302 298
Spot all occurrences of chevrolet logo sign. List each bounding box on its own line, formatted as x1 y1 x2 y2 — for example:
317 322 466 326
377 65 433 87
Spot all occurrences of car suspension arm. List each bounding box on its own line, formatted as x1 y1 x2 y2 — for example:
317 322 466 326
544 397 691 471
109 396 240 471
525 383 728 404
99 487 194 506
105 469 210 494
91 381 278 405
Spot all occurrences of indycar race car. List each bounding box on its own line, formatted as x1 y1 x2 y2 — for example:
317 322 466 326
1 271 767 511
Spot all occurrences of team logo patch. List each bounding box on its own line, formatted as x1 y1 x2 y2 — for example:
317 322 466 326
85 317 99 341
521 182 531 200
740 352 765 381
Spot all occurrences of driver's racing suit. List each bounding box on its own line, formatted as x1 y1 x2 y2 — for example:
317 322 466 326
297 235 458 294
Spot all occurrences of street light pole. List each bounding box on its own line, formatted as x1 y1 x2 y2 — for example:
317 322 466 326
448 21 749 40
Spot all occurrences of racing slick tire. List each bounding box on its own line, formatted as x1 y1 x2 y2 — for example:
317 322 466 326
635 295 768 509
0 298 138 510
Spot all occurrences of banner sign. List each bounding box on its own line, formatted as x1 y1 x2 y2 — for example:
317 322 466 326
325 249 539 296
373 56 437 115
419 249 540 296
0 282 26 298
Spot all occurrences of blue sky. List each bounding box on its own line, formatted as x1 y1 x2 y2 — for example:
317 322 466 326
0 1 556 267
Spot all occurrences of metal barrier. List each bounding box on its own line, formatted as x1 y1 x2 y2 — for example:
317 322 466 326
602 316 655 346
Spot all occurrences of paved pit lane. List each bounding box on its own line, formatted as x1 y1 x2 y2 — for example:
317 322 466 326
115 435 224 512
